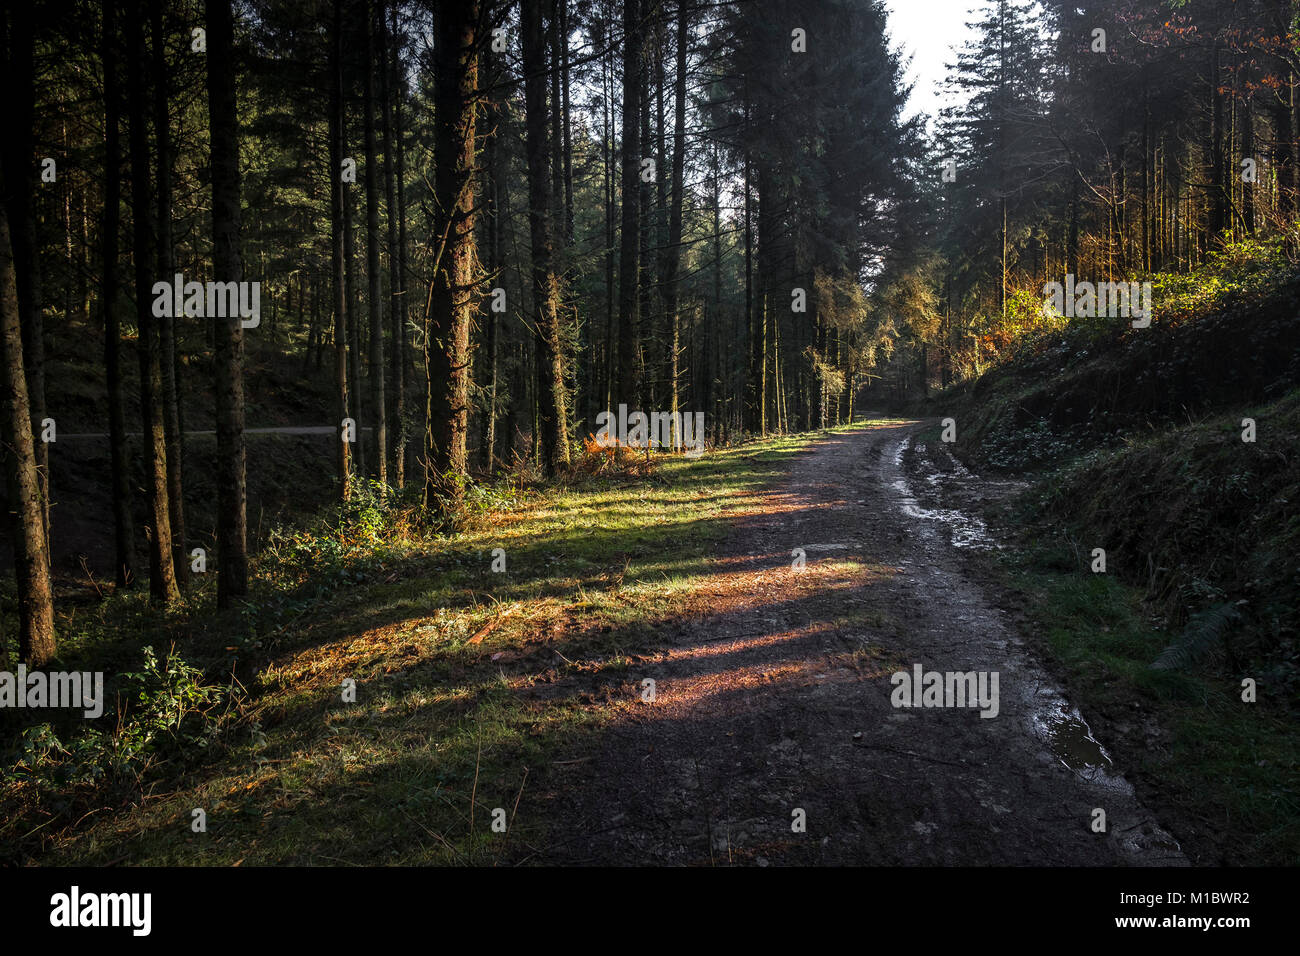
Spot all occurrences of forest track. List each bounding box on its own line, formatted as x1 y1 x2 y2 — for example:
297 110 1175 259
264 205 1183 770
531 419 1186 865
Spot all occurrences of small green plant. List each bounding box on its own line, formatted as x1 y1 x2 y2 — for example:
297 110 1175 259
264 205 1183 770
115 645 226 763
3 646 227 788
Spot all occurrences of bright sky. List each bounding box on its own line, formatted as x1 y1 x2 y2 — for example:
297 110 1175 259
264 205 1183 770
883 0 982 130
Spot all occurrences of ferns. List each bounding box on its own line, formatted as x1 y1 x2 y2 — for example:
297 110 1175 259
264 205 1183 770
1150 602 1241 671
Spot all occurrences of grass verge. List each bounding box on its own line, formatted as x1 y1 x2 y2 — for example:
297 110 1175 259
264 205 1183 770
4 430 818 865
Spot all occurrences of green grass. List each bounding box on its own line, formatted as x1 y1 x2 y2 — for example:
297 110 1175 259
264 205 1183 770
999 540 1300 866
4 428 828 865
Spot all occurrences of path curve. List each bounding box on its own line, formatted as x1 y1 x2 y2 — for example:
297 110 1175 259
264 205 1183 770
535 420 1185 866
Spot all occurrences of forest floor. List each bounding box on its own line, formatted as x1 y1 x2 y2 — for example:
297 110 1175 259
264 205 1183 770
24 418 1220 866
526 419 1186 865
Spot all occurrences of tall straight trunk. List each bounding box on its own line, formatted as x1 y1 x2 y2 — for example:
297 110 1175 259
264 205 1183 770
1276 76 1296 227
560 0 574 245
653 19 669 412
754 158 772 436
393 1 410 482
662 0 689 440
615 0 642 408
602 15 615 411
524 0 569 476
1242 93 1256 235
127 0 178 603
480 165 498 471
480 64 501 473
424 0 478 512
1 9 48 541
102 0 134 588
330 0 351 501
151 0 187 588
709 139 722 435
1207 40 1226 240
362 0 387 484
1067 174 1079 276
380 1 404 486
0 166 55 665
345 167 365 475
1141 96 1151 270
206 0 248 607
743 82 759 433
550 0 566 223
637 91 653 410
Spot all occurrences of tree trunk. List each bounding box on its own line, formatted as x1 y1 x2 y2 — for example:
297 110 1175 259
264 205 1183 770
345 164 365 476
151 0 187 588
206 0 248 607
524 0 569 477
662 0 690 443
362 0 387 485
380 1 404 487
101 0 134 589
127 0 179 604
1206 40 1227 241
330 0 352 501
424 0 478 513
1 8 49 542
615 0 642 409
0 167 55 665
392 1 410 482
560 0 574 246
480 61 501 474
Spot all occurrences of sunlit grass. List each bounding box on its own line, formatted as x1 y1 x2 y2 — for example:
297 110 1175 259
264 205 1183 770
23 429 827 865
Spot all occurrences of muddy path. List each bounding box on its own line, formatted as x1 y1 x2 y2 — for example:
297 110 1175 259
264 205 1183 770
530 419 1185 865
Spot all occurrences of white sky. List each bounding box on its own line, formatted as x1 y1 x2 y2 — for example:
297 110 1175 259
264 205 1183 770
883 0 982 130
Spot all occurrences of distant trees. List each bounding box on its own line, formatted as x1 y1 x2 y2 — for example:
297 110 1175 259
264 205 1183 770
917 0 1300 391
10 0 1276 654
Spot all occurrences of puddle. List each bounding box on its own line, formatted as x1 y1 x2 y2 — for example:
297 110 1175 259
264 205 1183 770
1029 690 1130 791
1029 688 1183 856
888 440 1000 550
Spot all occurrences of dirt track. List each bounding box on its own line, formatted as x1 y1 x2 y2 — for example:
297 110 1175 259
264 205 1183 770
534 420 1185 865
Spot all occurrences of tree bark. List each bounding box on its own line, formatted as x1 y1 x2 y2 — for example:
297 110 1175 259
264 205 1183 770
424 0 478 513
615 0 642 409
380 0 404 487
393 1 410 483
1 8 49 542
127 0 179 603
151 0 187 588
101 0 134 589
662 0 689 444
362 0 387 485
330 0 352 501
524 0 569 476
205 0 248 606
0 164 55 664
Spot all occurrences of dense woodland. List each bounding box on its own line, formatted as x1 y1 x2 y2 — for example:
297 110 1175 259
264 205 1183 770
2 0 1298 668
